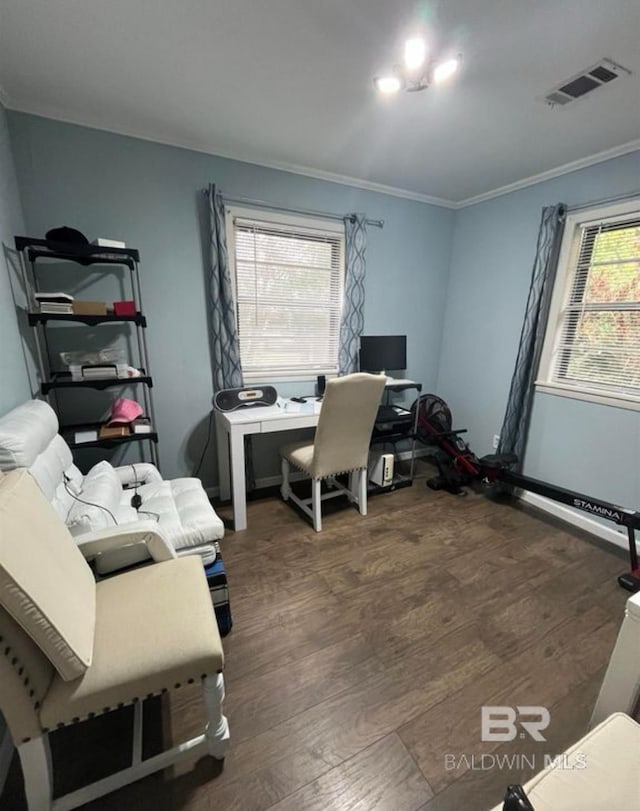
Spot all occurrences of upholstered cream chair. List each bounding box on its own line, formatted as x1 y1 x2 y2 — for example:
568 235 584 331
280 373 386 532
0 469 229 811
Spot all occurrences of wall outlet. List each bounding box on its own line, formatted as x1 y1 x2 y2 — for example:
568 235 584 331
492 434 500 450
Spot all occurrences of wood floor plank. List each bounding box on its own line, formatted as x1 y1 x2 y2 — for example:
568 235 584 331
224 634 383 743
265 733 433 811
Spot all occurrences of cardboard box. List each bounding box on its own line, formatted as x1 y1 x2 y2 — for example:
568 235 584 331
98 425 130 440
72 300 107 316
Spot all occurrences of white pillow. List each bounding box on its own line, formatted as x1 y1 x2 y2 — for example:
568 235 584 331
67 461 122 535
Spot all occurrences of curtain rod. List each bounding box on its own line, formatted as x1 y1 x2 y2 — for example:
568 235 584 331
203 189 384 229
567 189 639 213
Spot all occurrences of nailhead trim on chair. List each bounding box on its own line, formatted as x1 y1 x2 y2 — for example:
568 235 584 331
0 633 49 742
285 460 366 478
4 635 223 741
39 673 217 734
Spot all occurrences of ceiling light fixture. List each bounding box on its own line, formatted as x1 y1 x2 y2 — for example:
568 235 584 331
374 40 461 95
404 37 427 71
432 58 459 84
374 75 403 94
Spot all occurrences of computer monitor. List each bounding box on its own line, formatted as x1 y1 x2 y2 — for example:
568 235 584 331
359 335 407 372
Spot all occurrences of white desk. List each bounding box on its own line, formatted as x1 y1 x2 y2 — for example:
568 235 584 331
215 380 419 532
215 401 321 531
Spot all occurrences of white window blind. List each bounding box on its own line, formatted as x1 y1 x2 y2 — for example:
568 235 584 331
230 212 345 381
543 211 640 402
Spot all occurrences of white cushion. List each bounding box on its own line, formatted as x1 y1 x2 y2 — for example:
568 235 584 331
131 477 225 549
0 470 96 681
0 400 59 469
29 434 75 502
67 461 122 535
487 713 640 811
40 557 223 728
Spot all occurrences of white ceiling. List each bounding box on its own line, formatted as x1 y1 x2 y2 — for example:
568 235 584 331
1 0 639 204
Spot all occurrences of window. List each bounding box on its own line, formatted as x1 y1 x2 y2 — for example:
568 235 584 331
226 208 345 382
538 200 640 409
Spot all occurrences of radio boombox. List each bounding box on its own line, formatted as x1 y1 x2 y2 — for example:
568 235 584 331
213 385 278 412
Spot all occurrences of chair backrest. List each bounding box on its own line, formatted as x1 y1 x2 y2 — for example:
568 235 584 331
311 373 386 479
0 470 96 688
0 399 83 520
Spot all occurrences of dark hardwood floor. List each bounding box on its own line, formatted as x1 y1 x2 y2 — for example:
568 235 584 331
2 463 628 810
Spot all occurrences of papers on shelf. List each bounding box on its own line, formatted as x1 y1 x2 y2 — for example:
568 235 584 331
74 429 98 444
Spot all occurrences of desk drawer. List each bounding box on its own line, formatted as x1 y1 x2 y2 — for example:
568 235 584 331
260 415 318 433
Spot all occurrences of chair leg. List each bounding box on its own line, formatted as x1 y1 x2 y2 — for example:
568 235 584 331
18 736 53 811
203 673 230 760
347 472 357 503
280 457 291 501
358 468 368 516
312 478 322 532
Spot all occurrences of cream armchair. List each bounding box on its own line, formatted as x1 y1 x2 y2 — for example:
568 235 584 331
280 373 386 532
0 469 229 811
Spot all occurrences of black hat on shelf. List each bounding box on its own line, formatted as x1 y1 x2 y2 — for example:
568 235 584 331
45 226 89 245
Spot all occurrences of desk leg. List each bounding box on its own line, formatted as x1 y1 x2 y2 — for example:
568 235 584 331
229 429 248 532
215 415 231 502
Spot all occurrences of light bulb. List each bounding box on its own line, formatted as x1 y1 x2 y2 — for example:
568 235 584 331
433 57 459 84
374 75 402 94
404 37 426 71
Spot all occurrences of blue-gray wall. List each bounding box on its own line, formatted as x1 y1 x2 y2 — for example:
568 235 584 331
4 109 639 511
437 151 640 512
8 112 454 483
0 103 31 414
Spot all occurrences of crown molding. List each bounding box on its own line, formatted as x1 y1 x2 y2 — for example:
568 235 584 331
456 139 640 208
6 99 456 208
5 97 639 210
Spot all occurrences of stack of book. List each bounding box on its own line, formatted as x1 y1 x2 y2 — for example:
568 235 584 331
34 292 74 314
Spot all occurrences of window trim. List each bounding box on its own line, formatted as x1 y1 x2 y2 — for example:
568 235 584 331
225 205 345 383
536 198 640 410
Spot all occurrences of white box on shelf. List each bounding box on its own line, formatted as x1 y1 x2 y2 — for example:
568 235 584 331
368 451 394 487
92 238 126 248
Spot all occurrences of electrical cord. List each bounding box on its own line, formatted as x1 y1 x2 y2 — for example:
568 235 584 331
131 462 160 522
129 463 160 521
130 463 142 509
137 509 160 522
63 475 118 526
194 409 214 478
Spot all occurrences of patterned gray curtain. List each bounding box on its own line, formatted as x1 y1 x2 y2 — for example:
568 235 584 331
497 203 567 469
339 214 367 374
208 184 256 491
208 183 243 391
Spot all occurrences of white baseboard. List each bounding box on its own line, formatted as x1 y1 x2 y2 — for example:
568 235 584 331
0 721 13 798
205 448 430 499
519 492 638 555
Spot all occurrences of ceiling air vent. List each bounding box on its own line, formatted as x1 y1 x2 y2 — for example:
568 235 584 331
543 58 631 108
